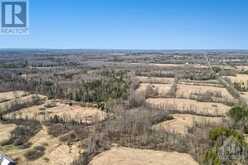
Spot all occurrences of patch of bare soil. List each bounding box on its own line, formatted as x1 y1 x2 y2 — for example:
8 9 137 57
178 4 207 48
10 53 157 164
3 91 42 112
146 98 230 116
89 146 199 165
153 114 224 135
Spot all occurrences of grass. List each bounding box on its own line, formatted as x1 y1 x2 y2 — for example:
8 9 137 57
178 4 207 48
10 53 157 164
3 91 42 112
2 119 42 147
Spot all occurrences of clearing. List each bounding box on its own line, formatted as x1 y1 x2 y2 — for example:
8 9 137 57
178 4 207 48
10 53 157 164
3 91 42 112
3 124 82 165
4 101 107 124
153 114 224 135
89 146 198 165
136 76 174 84
0 123 16 145
225 74 248 86
146 98 230 116
0 94 47 114
176 84 235 104
0 91 28 103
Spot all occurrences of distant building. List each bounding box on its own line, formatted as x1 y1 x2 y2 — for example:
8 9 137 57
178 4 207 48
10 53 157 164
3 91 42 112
0 154 15 165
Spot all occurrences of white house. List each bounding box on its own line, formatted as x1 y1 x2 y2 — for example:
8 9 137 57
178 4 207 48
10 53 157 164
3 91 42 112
0 154 15 165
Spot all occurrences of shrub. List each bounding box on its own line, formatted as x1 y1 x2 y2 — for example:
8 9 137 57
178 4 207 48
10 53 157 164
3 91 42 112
203 148 221 165
24 145 46 160
44 101 57 108
228 106 248 133
128 92 145 108
145 85 158 98
228 106 248 122
205 127 248 165
209 127 244 143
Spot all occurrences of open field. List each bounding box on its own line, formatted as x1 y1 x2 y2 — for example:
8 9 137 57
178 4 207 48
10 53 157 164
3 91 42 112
0 91 28 103
178 79 223 87
241 92 248 100
224 74 248 89
236 65 248 72
153 114 224 135
89 146 198 165
136 76 175 84
4 101 107 124
146 98 230 116
0 94 47 114
0 123 16 145
1 124 82 165
176 84 236 104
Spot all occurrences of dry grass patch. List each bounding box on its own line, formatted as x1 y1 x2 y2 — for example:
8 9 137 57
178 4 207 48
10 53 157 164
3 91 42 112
241 92 248 101
176 84 236 104
153 114 224 135
0 122 16 145
0 94 47 114
5 124 82 165
240 92 248 104
89 146 199 165
146 98 230 117
132 63 208 69
179 80 223 87
236 65 248 72
136 76 174 84
0 91 28 103
4 101 107 124
225 74 248 85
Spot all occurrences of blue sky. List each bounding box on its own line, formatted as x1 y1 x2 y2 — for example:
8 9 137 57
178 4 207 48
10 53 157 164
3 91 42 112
1 0 248 49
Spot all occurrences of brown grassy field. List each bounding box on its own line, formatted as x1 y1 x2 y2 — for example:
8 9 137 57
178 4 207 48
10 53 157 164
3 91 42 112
176 84 236 104
0 91 28 103
0 123 16 145
236 65 248 72
241 92 248 100
130 63 208 69
2 125 82 165
136 76 174 84
225 74 248 86
4 101 107 124
89 146 198 165
146 98 230 116
153 114 224 135
0 94 47 113
178 80 223 87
